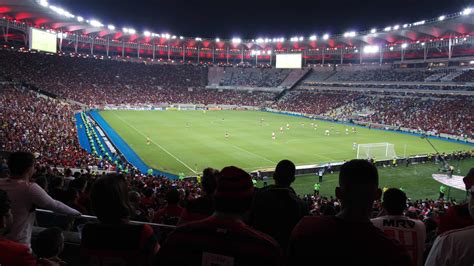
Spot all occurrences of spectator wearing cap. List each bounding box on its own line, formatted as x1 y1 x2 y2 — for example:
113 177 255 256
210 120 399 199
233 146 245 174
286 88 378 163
157 166 283 266
249 159 308 249
288 160 411 266
0 152 81 246
178 168 219 225
0 189 36 265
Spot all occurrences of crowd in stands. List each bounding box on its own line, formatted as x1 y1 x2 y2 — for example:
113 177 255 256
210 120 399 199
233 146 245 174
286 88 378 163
275 90 474 138
325 69 435 82
1 152 474 265
219 67 291 87
301 82 474 91
453 69 474 82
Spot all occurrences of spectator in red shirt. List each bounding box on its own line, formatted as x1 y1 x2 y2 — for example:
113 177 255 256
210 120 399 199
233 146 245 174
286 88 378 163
288 159 411 266
153 188 184 225
0 189 36 266
156 166 283 266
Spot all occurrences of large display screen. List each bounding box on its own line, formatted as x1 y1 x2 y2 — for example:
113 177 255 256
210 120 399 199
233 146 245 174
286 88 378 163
276 53 302 69
29 28 57 53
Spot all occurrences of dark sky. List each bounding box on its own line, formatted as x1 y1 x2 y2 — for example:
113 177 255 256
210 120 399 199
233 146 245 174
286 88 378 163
54 0 470 39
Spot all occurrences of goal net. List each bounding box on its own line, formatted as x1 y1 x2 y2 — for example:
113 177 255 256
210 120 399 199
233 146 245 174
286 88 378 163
357 143 397 160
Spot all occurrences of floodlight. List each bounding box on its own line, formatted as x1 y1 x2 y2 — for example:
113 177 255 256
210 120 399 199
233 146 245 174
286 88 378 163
215 38 220 42
180 36 184 40
463 8 472 15
267 50 272 55
89 20 103 28
309 35 317 41
401 43 408 49
144 31 151 37
323 34 329 40
389 46 394 51
108 25 115 30
393 25 400 30
299 36 304 41
39 0 49 7
363 45 379 54
232 38 241 44
384 26 391 32
77 16 84 22
370 28 377 34
195 37 202 41
403 24 409 28
256 38 264 43
438 15 446 21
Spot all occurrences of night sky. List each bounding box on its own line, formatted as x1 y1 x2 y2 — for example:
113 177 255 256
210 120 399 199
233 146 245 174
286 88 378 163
54 0 470 39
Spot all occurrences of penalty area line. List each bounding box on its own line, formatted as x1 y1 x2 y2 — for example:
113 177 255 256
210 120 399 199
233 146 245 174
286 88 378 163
110 113 197 174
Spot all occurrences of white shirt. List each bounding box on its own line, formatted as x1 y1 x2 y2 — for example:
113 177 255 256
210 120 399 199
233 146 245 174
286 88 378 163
425 225 474 266
371 215 426 266
0 178 81 246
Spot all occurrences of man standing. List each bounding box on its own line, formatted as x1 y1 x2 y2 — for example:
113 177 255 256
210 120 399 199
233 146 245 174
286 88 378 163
314 183 321 196
439 185 446 199
371 188 426 266
288 160 411 266
318 168 324 183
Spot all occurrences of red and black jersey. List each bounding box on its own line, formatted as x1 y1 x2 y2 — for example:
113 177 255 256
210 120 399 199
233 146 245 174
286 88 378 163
157 216 283 266
288 216 412 266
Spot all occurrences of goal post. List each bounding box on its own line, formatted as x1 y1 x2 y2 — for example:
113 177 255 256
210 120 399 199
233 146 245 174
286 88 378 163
357 143 397 160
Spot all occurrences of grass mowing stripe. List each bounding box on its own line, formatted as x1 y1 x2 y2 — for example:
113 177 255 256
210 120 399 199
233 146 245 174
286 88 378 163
110 112 197 174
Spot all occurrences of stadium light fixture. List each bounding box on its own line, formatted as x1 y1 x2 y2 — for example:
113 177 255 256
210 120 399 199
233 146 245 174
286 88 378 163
89 20 103 28
108 25 115 31
463 8 472 15
279 37 285 42
195 37 202 41
309 35 317 41
438 15 446 21
215 37 220 42
267 50 272 55
172 35 177 39
370 28 377 34
39 0 49 7
77 16 84 22
128 28 136 34
403 24 409 28
143 31 151 37
384 26 391 32
389 46 394 51
299 36 304 41
179 36 184 40
393 25 400 30
401 43 408 49
322 34 329 40
421 42 425 46
122 27 129 33
232 38 242 44
413 20 425 26
363 45 379 54
256 38 264 43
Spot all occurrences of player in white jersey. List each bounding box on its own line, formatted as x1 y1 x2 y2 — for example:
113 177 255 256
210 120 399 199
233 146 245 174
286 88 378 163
280 127 284 133
324 129 330 136
272 132 276 140
146 136 151 145
352 127 357 133
286 123 290 130
353 142 357 151
345 128 349 135
371 188 426 266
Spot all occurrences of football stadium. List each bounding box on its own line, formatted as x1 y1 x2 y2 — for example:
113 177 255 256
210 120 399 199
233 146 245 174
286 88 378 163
0 0 473 265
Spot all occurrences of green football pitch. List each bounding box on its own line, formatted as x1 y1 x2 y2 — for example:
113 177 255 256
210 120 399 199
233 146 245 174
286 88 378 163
99 110 472 179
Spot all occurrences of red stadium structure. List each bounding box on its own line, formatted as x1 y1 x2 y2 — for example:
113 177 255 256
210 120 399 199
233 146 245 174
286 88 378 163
2 0 474 65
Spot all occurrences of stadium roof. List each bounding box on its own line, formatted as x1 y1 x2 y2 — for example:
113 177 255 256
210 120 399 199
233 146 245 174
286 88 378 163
2 0 474 49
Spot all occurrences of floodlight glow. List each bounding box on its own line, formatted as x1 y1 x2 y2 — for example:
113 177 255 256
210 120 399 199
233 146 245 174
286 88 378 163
403 24 408 28
107 25 115 30
89 20 103 28
256 38 263 43
438 15 446 21
279 37 285 42
463 8 472 15
299 36 304 41
363 45 379 54
323 34 329 40
421 42 425 46
389 46 394 51
232 38 241 44
401 43 408 48
267 50 272 55
384 26 391 32
179 36 184 40
122 27 129 33
413 20 425 26
172 35 177 39
215 38 220 42
309 35 317 41
39 0 49 7
195 37 202 41
370 28 377 34
128 29 136 34
77 16 84 22
393 25 400 30
143 31 151 37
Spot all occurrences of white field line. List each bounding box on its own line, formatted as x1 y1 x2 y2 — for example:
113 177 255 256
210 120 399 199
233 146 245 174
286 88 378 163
227 142 277 165
110 113 197 174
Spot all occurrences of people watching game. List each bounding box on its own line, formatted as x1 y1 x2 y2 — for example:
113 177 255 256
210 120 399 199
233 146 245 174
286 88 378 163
0 152 81 246
371 188 426 266
249 159 308 249
288 160 411 266
156 166 284 266
33 227 67 266
80 174 159 266
425 185 474 265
